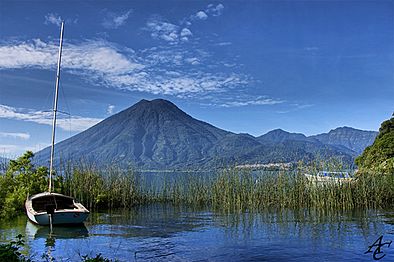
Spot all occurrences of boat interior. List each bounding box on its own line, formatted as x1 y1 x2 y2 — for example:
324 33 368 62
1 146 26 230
32 195 76 213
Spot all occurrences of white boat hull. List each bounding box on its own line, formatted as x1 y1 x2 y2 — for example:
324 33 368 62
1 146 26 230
304 173 354 185
25 192 89 225
26 209 89 225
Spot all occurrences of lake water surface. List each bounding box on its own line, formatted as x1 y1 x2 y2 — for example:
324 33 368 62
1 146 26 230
1 204 394 261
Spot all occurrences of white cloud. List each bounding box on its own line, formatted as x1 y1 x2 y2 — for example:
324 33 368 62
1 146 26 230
304 47 319 51
0 144 17 154
0 143 51 156
276 103 314 113
0 132 30 140
0 39 144 78
194 11 208 20
145 3 224 43
206 4 225 16
45 13 62 26
216 42 232 46
185 57 200 65
180 28 192 37
191 4 224 21
180 28 193 42
0 104 101 132
146 17 180 43
44 13 78 26
102 10 132 29
217 96 284 108
0 38 250 97
24 143 51 153
107 104 115 114
292 103 314 109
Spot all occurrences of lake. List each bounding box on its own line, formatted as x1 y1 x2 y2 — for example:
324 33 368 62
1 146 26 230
1 204 393 261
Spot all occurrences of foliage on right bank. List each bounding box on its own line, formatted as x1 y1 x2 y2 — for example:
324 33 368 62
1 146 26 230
356 116 394 174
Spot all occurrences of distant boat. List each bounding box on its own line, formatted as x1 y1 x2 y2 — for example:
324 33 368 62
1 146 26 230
304 171 354 185
25 21 89 226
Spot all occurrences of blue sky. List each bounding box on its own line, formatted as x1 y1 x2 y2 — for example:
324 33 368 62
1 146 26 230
0 0 393 157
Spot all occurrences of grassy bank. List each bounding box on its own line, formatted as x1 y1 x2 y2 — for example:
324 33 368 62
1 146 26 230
1 152 393 219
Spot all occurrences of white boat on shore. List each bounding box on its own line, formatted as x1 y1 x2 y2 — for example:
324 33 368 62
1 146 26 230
25 192 89 225
304 171 354 185
25 21 89 226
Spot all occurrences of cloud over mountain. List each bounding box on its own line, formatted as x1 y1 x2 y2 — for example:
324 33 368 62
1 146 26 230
0 104 101 132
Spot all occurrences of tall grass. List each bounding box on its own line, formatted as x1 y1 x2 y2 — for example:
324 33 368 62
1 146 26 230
62 162 147 210
59 162 394 212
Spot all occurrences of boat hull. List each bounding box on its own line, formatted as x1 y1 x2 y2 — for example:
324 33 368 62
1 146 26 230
25 192 89 226
304 173 354 185
26 209 89 225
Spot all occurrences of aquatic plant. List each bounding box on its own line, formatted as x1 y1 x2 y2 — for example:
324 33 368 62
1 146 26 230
59 159 393 213
81 253 117 262
0 234 31 262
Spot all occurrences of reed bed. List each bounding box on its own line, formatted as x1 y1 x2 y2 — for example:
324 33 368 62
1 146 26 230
59 162 394 212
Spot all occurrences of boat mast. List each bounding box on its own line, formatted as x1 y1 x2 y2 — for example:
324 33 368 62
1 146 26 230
49 21 64 193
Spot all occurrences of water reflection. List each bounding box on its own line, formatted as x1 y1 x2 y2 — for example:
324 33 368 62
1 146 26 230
0 204 392 261
89 204 210 239
25 221 89 240
24 221 89 261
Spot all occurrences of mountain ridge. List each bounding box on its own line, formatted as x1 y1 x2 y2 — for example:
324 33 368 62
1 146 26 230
34 99 378 169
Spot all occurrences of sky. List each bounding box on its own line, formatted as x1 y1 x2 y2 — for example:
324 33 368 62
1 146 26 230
0 0 393 158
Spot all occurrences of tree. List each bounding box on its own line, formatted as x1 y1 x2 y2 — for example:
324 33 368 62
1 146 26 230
0 151 48 218
355 117 394 174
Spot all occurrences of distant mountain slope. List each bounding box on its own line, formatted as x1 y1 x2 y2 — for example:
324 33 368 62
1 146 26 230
36 99 230 168
257 129 310 143
310 127 378 155
34 99 370 169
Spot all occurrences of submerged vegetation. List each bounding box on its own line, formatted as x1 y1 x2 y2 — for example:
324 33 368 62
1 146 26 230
0 234 30 262
0 234 116 262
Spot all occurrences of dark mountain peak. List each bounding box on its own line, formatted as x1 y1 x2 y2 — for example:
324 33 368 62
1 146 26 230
311 127 378 154
135 98 174 106
329 126 356 133
329 126 377 134
118 98 188 122
257 129 308 144
138 99 180 111
268 129 290 134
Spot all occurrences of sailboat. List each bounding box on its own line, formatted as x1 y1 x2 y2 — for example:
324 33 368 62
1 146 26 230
25 21 89 225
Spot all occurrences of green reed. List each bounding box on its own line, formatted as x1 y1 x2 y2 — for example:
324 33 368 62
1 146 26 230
59 162 394 212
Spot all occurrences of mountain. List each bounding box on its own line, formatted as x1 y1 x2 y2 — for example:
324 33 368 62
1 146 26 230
257 129 310 143
355 117 394 174
36 99 228 168
34 99 371 169
310 127 378 155
257 127 377 156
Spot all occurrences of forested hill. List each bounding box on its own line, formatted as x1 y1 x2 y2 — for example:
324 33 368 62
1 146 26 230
356 116 394 174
